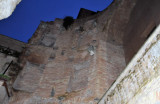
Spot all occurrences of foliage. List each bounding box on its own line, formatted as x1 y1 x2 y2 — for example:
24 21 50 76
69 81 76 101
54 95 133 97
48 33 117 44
0 74 10 81
63 16 74 30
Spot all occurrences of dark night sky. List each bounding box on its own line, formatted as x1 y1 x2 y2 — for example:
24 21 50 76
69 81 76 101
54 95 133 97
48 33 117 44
0 0 113 43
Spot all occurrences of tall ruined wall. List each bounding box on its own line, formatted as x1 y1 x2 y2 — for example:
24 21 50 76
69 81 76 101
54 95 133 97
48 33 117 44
123 0 160 63
9 2 129 102
7 0 159 103
99 24 160 104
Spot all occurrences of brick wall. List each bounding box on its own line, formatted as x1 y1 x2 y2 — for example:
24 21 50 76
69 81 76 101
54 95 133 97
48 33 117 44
98 25 160 104
123 0 160 63
10 14 126 103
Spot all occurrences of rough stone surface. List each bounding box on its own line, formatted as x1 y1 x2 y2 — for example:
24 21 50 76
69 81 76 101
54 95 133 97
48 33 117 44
0 0 159 103
9 14 126 103
0 0 21 20
7 0 135 103
13 62 44 92
20 45 52 65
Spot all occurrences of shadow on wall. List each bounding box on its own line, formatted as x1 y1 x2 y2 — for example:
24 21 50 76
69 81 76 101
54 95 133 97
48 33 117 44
123 0 160 64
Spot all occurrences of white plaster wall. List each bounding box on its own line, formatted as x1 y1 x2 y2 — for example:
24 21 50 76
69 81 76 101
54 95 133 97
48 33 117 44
0 0 21 20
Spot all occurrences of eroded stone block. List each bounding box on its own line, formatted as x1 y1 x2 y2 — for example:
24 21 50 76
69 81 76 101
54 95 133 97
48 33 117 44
22 45 52 65
67 61 90 92
13 62 44 92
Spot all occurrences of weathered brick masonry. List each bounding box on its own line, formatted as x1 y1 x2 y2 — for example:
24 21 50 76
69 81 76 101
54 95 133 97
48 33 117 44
9 16 126 103
0 0 160 104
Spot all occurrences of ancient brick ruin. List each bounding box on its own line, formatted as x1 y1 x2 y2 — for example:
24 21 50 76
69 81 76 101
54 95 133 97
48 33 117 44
0 0 160 104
